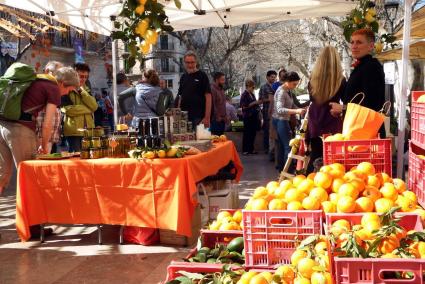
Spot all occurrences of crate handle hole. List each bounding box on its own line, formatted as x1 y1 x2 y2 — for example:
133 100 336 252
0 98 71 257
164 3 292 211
269 217 293 226
378 270 416 281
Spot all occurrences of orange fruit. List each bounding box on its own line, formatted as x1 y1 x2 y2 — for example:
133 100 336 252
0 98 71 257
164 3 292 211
280 180 293 191
329 193 339 204
275 265 295 283
314 172 333 189
379 235 400 254
309 187 329 203
375 173 393 184
292 175 306 187
310 271 332 284
302 196 321 210
314 241 328 255
364 220 381 234
297 258 318 279
362 186 382 202
291 250 308 266
232 210 243 223
367 175 381 188
253 187 268 199
332 219 352 231
351 169 368 182
240 271 258 283
403 191 418 203
331 178 345 193
337 196 356 213
249 274 269 284
375 198 394 213
268 199 286 210
252 198 268 210
294 277 311 284
393 178 406 194
216 211 232 222
320 165 333 173
343 171 358 182
357 162 376 176
418 242 425 257
355 197 374 212
380 183 398 201
287 201 303 210
361 212 381 227
381 253 400 258
285 188 302 203
328 168 345 179
330 163 346 173
259 272 273 282
307 172 316 180
396 196 416 212
355 228 373 241
321 201 336 213
297 179 315 194
338 183 359 199
350 178 366 193
274 187 288 199
266 181 280 194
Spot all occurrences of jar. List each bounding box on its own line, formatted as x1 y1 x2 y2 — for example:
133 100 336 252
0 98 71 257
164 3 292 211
90 148 102 159
80 150 90 159
81 137 91 150
91 137 102 149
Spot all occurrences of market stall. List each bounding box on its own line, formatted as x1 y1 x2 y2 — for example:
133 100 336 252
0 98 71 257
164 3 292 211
16 141 242 241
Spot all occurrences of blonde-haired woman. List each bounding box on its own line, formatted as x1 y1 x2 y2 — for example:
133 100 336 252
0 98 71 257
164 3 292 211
306 46 346 173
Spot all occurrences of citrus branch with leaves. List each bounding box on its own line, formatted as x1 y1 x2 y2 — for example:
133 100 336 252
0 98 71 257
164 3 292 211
111 0 181 68
342 0 396 53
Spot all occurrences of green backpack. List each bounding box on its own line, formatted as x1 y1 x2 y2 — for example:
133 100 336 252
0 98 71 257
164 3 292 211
0 62 37 120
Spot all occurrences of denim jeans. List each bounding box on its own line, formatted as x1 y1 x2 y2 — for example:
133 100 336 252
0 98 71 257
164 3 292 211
263 118 270 152
272 118 291 171
0 121 36 191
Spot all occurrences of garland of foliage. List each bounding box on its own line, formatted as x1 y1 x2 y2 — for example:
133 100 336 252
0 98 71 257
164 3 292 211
111 0 181 68
342 0 396 53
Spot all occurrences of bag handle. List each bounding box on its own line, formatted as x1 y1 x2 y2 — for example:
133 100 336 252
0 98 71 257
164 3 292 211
379 101 391 116
349 92 365 104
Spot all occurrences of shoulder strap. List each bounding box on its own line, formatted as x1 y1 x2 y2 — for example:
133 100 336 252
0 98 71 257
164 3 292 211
141 93 158 115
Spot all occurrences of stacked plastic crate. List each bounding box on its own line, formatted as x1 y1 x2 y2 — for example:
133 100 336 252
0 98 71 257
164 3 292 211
409 91 425 207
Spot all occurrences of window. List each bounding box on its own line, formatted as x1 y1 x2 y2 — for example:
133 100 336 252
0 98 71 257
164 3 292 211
161 58 170 72
167 80 173 89
160 35 168 50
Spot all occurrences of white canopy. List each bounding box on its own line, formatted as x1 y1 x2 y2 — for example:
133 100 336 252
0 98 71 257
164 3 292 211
0 0 357 35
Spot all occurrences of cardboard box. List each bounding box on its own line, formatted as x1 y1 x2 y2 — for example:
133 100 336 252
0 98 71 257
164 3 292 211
198 181 239 220
159 205 201 247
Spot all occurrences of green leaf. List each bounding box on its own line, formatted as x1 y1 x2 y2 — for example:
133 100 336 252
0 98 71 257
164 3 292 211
114 21 121 29
111 31 126 40
174 0 182 9
370 21 379 33
177 271 204 280
127 55 136 69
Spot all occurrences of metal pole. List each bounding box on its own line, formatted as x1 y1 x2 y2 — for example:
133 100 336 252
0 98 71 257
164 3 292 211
111 40 118 126
396 0 413 178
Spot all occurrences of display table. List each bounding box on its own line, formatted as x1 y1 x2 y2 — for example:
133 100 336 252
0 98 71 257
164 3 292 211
16 141 242 241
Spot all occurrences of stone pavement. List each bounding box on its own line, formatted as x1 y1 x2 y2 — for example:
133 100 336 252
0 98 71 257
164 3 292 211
0 152 277 284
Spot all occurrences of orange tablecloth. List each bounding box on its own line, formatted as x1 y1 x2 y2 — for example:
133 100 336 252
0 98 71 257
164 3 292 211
16 141 242 241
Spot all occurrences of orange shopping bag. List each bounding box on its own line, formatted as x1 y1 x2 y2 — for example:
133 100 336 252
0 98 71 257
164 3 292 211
342 93 389 140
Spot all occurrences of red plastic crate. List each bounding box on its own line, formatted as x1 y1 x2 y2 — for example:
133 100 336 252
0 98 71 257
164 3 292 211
242 210 323 269
408 142 425 208
323 138 392 175
326 213 424 284
335 258 425 284
164 263 242 283
411 91 425 149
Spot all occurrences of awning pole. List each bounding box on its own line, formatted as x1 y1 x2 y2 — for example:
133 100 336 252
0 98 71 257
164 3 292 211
112 39 118 127
396 0 413 178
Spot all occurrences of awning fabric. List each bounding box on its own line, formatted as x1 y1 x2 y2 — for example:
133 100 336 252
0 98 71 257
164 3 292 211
0 0 357 35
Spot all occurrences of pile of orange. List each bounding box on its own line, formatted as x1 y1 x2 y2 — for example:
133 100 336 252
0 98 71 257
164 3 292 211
208 210 243 231
236 235 331 284
244 162 425 217
330 212 425 260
